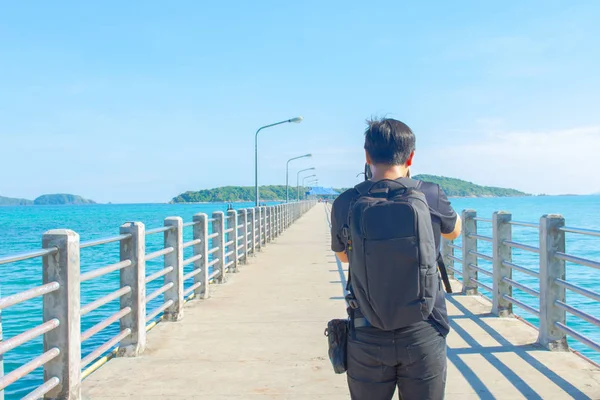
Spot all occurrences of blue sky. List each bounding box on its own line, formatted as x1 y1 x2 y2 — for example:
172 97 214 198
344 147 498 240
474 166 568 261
1 1 599 203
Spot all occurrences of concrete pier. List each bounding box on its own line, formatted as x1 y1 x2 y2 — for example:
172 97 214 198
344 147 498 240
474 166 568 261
82 205 600 399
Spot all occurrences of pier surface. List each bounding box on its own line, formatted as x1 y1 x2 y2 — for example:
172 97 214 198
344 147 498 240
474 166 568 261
82 206 600 399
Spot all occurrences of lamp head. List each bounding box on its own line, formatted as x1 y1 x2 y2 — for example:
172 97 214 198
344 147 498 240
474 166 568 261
290 116 304 123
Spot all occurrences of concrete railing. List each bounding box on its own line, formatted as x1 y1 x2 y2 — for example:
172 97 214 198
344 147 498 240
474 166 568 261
0 200 316 400
442 210 600 354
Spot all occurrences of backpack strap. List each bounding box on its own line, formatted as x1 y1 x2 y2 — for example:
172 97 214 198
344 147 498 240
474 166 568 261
354 180 373 196
341 181 373 298
437 253 453 293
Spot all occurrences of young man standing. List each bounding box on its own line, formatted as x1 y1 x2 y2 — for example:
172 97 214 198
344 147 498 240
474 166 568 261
330 118 461 400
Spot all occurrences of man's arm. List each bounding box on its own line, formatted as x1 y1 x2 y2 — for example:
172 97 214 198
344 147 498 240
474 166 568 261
335 251 349 263
438 186 462 240
442 215 461 240
330 199 349 263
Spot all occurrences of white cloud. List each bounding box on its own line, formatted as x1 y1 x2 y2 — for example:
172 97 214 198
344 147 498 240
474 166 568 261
416 126 600 195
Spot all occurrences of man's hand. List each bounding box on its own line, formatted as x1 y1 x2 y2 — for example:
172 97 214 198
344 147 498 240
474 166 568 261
442 215 462 240
335 251 349 263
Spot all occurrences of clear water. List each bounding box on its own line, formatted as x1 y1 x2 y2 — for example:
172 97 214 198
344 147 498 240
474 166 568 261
0 197 598 398
448 195 600 365
0 202 268 399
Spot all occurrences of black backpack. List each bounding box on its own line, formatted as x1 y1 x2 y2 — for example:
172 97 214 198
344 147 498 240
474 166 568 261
344 178 439 331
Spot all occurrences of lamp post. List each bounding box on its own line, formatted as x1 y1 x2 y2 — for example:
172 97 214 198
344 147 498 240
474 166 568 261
302 174 317 199
305 179 318 200
255 116 303 206
297 167 315 201
286 154 311 203
302 174 317 187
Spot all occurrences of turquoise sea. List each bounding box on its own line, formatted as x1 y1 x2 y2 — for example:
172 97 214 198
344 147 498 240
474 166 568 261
0 196 599 398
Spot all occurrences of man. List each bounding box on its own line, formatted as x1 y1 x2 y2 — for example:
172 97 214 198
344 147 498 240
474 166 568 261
330 118 461 400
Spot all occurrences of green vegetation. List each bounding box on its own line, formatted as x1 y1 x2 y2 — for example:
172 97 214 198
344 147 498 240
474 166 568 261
33 194 96 205
334 175 527 197
0 195 33 206
172 175 527 203
171 185 312 203
413 174 528 197
1 193 96 206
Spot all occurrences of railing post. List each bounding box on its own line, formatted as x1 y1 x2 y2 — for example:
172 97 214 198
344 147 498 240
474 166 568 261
277 205 282 235
262 206 267 245
227 209 239 273
492 211 512 317
441 238 454 280
285 204 289 228
462 210 478 295
163 217 184 321
212 211 226 283
42 229 81 399
539 214 568 351
258 207 264 250
193 213 209 299
249 208 256 256
268 207 273 242
275 206 278 234
240 209 249 263
280 204 284 233
264 207 269 243
118 222 146 357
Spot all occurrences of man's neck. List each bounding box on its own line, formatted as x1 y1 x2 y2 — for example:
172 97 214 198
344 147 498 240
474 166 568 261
371 164 409 182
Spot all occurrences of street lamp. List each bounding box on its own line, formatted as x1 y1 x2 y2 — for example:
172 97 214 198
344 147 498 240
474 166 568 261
254 116 303 206
302 174 317 199
305 179 318 200
297 167 315 201
286 154 312 203
302 174 317 187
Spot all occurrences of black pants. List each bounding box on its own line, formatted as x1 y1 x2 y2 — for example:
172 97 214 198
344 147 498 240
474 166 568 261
347 320 447 400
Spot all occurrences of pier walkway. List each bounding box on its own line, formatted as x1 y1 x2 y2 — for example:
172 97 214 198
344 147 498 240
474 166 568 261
82 205 600 400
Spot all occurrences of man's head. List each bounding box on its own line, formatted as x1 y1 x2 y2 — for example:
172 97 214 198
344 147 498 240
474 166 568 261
364 118 415 168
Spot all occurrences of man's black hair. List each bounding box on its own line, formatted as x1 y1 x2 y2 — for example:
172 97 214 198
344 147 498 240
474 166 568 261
364 118 416 165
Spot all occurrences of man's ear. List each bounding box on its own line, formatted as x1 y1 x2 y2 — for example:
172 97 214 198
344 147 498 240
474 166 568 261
406 151 415 167
365 150 372 165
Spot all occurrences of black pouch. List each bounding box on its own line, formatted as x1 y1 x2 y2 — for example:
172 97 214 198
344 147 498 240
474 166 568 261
324 319 349 374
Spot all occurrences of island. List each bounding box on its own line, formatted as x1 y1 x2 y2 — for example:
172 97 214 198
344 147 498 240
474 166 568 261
34 194 96 205
0 196 33 206
171 186 289 203
171 175 528 203
412 174 529 197
0 194 96 206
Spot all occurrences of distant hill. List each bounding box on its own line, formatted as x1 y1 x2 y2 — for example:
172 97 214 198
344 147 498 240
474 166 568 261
413 174 528 197
173 176 527 203
171 185 296 203
0 195 34 206
335 175 528 198
33 194 96 205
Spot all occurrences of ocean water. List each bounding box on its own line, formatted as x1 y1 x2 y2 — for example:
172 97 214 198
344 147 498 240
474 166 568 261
447 195 600 365
0 202 266 399
0 197 599 398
